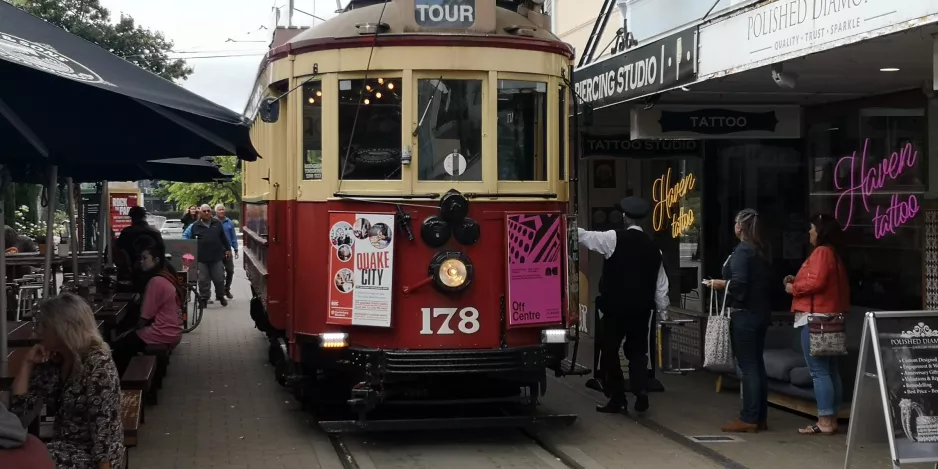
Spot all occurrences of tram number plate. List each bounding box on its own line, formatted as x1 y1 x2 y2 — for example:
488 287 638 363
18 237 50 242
420 307 480 335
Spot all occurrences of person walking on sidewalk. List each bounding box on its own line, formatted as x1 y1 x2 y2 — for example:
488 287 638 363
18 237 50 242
577 196 669 414
214 204 239 299
785 214 849 436
183 204 232 307
708 208 772 433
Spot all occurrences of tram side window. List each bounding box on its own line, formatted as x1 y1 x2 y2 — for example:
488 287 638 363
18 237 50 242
558 85 567 181
417 79 483 182
303 82 323 180
338 77 403 180
496 80 547 181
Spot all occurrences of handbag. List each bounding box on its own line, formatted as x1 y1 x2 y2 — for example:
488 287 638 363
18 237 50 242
806 259 848 357
703 281 734 372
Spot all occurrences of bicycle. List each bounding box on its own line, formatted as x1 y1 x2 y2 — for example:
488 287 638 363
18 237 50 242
181 279 204 333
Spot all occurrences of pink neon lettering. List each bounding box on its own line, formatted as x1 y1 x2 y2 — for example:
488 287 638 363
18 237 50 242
833 139 920 239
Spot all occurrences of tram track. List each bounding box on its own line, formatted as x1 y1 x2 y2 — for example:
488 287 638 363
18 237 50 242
326 427 586 469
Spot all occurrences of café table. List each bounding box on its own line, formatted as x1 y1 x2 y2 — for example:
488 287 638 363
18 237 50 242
94 302 129 342
6 321 33 347
0 347 29 391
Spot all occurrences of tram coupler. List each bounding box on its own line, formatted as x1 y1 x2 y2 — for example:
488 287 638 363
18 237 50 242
657 319 697 375
348 383 381 415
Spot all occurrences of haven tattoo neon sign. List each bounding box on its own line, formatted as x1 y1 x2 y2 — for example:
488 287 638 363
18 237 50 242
652 168 696 238
834 138 920 239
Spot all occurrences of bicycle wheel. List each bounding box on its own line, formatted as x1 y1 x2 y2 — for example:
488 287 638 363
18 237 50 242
182 285 204 333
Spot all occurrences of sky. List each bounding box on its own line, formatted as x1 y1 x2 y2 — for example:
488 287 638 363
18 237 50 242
97 0 342 112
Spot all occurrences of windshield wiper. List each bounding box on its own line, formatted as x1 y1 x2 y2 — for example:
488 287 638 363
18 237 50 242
412 76 444 137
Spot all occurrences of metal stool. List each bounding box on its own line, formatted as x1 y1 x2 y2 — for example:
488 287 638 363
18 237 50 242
18 285 43 320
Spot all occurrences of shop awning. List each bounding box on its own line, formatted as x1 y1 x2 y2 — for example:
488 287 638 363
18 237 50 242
3 157 233 184
0 2 260 164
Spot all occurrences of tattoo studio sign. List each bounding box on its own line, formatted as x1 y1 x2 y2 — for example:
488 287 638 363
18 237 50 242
834 139 920 239
652 168 696 238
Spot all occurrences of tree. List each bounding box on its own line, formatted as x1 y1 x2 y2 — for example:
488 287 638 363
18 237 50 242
159 156 242 211
4 0 193 227
15 0 193 81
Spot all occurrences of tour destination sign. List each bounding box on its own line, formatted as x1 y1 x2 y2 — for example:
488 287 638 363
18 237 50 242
415 0 476 29
574 25 698 109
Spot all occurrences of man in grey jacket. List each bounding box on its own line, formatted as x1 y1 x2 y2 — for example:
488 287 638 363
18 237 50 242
0 402 54 468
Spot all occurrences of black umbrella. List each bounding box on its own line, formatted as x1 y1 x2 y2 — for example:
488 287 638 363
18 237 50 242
4 157 233 184
0 2 260 164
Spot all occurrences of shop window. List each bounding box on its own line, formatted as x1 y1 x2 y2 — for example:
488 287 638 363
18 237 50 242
808 108 926 310
338 77 403 180
302 82 323 180
417 79 483 181
496 80 547 181
647 157 703 312
702 140 807 313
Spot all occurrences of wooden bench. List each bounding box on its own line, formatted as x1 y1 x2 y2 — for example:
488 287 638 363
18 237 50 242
143 344 172 391
121 389 142 469
121 355 157 406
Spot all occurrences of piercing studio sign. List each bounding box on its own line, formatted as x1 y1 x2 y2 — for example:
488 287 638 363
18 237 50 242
574 25 698 109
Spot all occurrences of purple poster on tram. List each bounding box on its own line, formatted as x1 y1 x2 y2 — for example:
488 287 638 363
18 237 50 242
505 213 563 327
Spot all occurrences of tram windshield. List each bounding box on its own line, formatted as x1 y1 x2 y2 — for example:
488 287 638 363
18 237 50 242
338 77 403 180
496 80 547 181
416 78 484 182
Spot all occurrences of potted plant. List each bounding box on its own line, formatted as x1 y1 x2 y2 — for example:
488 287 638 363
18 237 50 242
13 206 66 255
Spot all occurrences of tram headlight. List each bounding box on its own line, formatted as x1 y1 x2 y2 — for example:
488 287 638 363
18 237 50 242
541 329 570 344
319 332 348 349
429 252 473 293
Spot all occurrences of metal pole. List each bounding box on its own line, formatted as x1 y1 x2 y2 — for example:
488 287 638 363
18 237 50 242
41 166 58 298
96 183 106 275
100 182 110 269
0 166 8 376
66 178 79 285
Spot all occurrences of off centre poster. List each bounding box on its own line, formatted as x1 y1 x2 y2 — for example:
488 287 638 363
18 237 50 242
506 213 563 327
327 212 395 327
109 193 138 236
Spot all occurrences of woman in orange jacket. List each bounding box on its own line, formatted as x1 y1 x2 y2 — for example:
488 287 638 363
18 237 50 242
784 214 850 435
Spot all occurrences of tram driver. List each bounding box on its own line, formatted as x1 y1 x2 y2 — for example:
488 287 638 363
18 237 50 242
577 196 669 415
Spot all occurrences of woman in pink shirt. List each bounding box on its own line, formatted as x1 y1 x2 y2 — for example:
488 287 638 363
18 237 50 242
111 238 186 374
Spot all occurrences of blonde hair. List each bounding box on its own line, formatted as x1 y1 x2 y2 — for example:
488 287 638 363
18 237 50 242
36 292 108 378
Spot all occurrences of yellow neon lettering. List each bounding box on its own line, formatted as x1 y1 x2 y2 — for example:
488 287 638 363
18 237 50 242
652 168 696 238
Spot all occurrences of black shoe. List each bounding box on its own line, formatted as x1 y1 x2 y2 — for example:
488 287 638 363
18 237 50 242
226 290 233 299
199 299 208 309
219 297 228 307
596 399 627 414
634 395 649 413
207 299 215 304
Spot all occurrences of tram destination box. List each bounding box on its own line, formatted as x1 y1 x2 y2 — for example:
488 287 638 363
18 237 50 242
398 0 495 34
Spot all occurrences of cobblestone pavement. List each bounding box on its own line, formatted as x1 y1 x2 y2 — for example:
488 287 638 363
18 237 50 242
133 268 343 469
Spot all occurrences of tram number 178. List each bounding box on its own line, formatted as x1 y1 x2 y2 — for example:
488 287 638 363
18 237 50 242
420 307 480 335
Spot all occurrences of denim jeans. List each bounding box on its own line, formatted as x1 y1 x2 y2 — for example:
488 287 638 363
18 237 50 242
730 309 769 424
800 325 844 416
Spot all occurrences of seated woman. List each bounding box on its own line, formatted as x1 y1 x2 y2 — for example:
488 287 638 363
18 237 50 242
9 292 124 469
110 237 186 374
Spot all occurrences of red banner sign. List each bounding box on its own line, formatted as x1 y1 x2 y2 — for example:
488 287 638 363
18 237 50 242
109 193 138 236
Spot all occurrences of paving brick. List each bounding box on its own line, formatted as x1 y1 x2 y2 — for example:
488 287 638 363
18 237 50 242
133 266 341 469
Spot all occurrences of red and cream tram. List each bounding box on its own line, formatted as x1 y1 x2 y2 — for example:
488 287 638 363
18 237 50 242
241 0 582 427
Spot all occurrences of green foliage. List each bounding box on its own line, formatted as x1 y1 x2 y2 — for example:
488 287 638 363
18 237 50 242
12 205 66 239
161 156 242 211
15 0 193 81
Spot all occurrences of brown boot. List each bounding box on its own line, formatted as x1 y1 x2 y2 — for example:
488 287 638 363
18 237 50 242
722 419 759 433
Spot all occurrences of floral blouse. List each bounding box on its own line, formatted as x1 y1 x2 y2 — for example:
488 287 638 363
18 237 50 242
9 347 124 469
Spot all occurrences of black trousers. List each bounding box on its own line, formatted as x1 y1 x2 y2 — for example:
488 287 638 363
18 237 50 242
111 331 147 376
600 309 653 402
223 255 235 293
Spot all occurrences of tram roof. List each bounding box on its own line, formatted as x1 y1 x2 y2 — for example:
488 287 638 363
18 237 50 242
275 1 569 58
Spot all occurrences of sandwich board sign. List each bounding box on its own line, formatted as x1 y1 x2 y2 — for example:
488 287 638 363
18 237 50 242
844 311 938 469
